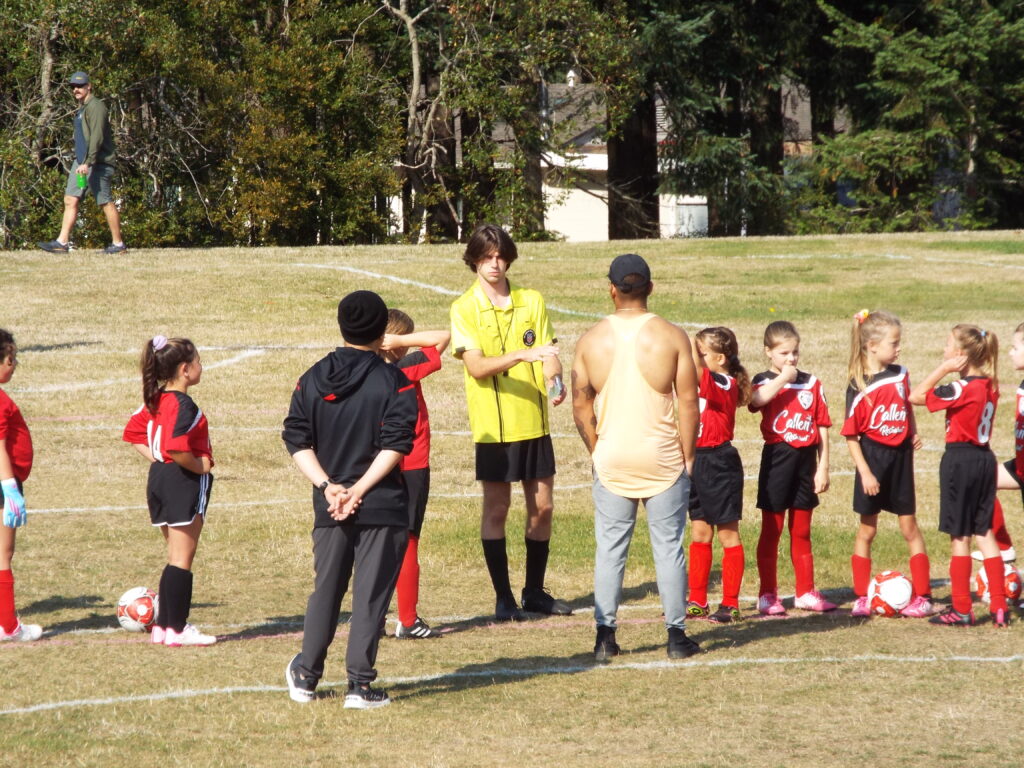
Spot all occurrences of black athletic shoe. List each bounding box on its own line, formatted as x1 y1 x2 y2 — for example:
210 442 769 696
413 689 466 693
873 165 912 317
285 653 315 703
667 627 702 659
38 239 69 253
521 586 572 615
395 617 440 639
343 681 390 710
707 605 742 624
495 594 525 622
594 625 620 662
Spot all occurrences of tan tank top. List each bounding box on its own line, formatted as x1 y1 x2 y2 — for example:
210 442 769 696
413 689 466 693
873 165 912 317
592 313 684 497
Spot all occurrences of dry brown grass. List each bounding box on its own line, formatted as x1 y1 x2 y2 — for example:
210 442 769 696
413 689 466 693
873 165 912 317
2 233 1024 766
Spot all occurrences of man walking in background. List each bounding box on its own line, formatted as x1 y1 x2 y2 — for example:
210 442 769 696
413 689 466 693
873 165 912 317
38 71 126 254
571 253 702 661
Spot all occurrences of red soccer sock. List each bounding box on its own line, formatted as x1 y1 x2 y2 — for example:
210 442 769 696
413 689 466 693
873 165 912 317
396 534 420 628
992 497 1014 550
983 556 1008 613
687 542 713 606
721 545 745 609
0 569 15 633
909 552 931 598
757 510 785 595
950 556 974 615
851 554 872 597
789 508 815 595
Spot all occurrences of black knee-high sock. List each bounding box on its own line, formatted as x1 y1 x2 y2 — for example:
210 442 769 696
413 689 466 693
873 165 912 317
156 565 171 628
482 538 514 600
163 565 193 632
524 538 550 591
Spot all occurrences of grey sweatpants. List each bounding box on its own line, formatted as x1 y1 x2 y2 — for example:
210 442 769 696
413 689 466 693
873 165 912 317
296 523 407 685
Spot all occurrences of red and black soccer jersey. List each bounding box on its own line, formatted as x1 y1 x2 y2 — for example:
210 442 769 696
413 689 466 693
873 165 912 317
749 370 831 448
841 364 912 446
925 375 998 446
123 390 214 465
697 367 738 448
0 389 32 483
1014 379 1024 476
395 346 442 471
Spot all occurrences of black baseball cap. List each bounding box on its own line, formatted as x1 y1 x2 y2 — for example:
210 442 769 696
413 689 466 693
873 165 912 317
68 71 90 86
608 253 651 291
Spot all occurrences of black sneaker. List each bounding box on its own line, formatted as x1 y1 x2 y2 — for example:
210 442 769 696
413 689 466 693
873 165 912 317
521 586 572 615
395 617 439 639
343 681 390 709
594 625 620 662
667 627 702 659
707 605 742 624
285 653 315 703
495 594 525 622
38 239 69 253
103 242 128 254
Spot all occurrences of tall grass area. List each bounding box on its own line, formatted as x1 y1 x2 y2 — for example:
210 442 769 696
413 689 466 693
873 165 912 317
2 232 1024 767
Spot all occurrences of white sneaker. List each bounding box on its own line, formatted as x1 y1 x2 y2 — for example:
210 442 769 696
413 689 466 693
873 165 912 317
150 626 165 644
164 624 216 647
0 622 42 642
973 547 1016 563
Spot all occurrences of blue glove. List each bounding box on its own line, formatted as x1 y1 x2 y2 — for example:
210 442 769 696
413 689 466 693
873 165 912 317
1 478 26 528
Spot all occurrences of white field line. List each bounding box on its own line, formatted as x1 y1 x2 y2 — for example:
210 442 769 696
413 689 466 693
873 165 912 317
14 349 265 393
2 652 1020 716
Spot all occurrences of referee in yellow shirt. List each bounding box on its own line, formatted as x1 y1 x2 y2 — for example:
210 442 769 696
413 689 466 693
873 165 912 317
450 224 571 621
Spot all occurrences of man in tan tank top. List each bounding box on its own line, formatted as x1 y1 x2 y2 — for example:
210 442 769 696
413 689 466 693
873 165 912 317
571 253 702 661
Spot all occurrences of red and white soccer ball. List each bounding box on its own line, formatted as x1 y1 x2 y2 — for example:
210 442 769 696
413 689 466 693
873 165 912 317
974 564 1023 604
867 570 913 617
116 587 159 632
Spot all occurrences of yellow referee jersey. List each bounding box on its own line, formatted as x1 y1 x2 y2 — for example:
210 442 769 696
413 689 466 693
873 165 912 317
450 281 556 444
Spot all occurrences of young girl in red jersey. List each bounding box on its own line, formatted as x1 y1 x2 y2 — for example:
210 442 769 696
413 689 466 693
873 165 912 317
0 329 42 642
843 310 933 618
750 320 835 615
123 336 216 646
909 324 1008 627
380 310 450 639
685 327 751 623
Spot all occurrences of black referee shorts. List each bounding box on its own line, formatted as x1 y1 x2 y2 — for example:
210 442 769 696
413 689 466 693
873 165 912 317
146 461 213 527
756 442 819 512
852 436 916 517
689 442 743 525
475 435 555 483
939 443 996 537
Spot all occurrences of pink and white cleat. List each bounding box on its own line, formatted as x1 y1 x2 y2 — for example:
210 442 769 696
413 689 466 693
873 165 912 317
850 596 870 617
757 593 787 616
899 595 935 618
164 624 216 647
0 622 42 642
794 590 837 612
150 625 166 644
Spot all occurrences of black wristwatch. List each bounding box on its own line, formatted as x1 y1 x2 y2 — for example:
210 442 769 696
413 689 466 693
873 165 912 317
316 480 329 495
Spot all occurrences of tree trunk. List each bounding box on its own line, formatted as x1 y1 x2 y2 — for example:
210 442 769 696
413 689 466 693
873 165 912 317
607 95 659 239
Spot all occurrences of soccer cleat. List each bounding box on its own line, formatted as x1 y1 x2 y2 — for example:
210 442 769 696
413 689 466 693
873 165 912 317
686 600 710 619
102 243 128 254
899 595 935 618
37 239 69 253
793 590 837 612
343 682 390 709
707 604 741 624
150 626 165 644
993 608 1010 628
0 622 42 642
163 624 217 646
851 596 871 617
667 627 702 659
521 586 572 615
757 593 786 616
395 617 439 639
928 607 975 627
972 547 1016 563
594 625 619 662
495 595 525 622
286 653 315 703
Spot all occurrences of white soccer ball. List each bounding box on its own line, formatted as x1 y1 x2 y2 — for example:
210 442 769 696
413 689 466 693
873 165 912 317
116 587 159 632
867 570 913 617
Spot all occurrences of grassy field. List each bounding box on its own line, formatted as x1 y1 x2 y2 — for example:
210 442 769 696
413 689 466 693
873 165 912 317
2 232 1024 767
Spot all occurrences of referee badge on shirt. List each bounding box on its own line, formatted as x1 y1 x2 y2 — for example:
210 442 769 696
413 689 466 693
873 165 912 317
523 329 536 347
797 390 813 410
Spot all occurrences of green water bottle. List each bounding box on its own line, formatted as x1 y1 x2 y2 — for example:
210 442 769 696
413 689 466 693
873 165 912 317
76 171 87 189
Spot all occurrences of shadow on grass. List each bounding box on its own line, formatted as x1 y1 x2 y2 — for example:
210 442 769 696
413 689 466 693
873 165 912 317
694 604 865 654
21 340 102 353
218 614 307 642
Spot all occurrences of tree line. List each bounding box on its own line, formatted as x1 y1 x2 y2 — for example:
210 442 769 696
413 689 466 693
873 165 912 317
2 0 1022 249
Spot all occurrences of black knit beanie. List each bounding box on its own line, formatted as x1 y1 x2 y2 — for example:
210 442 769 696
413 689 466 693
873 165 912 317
337 290 388 345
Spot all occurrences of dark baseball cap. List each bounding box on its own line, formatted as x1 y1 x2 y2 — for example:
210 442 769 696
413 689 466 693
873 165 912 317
608 253 651 291
68 71 90 86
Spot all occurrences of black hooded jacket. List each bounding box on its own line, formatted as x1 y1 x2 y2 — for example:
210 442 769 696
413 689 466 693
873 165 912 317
282 346 417 528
